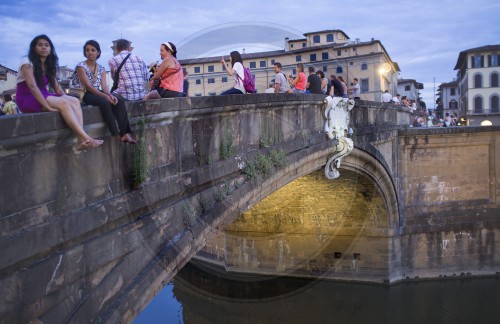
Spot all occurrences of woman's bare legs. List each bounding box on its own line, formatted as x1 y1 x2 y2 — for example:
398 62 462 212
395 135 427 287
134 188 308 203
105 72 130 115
46 96 103 149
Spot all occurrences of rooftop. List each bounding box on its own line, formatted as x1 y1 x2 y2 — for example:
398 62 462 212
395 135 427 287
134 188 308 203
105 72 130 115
454 44 500 70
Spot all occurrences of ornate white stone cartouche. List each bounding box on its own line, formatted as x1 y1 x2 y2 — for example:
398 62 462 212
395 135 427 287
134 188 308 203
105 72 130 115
322 96 355 179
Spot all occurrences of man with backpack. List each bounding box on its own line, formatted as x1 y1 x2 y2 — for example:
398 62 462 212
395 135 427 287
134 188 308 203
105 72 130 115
273 62 288 93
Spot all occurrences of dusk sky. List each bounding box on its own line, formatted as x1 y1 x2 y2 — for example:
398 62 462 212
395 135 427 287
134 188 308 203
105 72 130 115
1 0 499 107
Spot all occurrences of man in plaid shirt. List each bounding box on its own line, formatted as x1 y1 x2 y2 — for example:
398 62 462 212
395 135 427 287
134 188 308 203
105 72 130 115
109 39 149 101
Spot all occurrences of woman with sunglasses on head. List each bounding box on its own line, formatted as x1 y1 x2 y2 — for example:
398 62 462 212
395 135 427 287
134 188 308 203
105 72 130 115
16 34 103 150
73 40 136 144
144 41 184 99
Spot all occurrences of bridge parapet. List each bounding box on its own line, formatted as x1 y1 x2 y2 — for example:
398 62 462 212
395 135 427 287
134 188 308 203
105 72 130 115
0 93 340 322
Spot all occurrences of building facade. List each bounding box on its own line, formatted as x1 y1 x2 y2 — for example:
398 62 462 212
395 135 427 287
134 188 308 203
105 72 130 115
179 30 400 101
396 78 423 102
0 64 18 96
437 80 459 118
454 45 500 126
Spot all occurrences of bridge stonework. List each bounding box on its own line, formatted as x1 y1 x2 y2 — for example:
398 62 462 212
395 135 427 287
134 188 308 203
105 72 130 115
0 96 499 322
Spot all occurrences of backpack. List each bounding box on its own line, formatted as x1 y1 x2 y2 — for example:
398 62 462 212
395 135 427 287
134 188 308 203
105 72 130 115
237 65 256 93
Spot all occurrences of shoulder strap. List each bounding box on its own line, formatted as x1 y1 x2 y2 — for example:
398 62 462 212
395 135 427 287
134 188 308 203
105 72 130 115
111 53 131 92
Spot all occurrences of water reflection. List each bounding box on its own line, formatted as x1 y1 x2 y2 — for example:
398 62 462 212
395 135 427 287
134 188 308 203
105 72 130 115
196 169 391 283
134 262 500 324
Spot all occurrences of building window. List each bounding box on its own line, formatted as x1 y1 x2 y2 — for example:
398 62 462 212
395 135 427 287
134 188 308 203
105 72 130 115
451 88 456 96
207 65 214 72
322 52 329 60
195 93 202 97
326 34 334 42
405 85 411 91
195 79 201 85
222 77 228 83
491 72 499 87
296 55 302 62
474 74 482 88
302 43 306 48
292 68 296 75
361 63 368 70
323 66 328 72
313 35 320 43
208 78 215 84
449 99 458 109
337 50 342 56
249 62 256 69
474 96 483 113
209 92 216 96
194 66 201 73
291 44 294 48
310 54 317 62
491 95 500 113
271 59 275 65
489 54 499 67
336 66 343 74
260 61 266 68
361 78 369 92
471 55 484 68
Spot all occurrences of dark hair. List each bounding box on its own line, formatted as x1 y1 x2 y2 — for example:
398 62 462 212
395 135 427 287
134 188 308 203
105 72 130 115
316 70 324 78
308 66 315 73
296 63 304 72
162 42 178 58
83 40 101 59
116 39 130 52
4 94 12 102
229 51 243 67
338 76 345 83
28 34 58 89
274 62 282 69
353 78 358 82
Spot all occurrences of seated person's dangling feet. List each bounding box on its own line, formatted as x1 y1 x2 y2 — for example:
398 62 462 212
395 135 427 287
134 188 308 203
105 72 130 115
121 133 137 144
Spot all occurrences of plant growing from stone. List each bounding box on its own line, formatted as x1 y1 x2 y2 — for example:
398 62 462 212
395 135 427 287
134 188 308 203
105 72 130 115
132 115 148 189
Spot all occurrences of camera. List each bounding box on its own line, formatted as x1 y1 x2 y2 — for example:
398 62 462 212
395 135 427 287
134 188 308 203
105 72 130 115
350 83 354 86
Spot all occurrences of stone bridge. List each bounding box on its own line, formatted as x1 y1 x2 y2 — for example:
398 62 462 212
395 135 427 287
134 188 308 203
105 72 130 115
1 95 499 323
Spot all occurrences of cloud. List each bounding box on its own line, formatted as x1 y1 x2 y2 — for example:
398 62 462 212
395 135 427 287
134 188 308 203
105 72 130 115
1 0 499 108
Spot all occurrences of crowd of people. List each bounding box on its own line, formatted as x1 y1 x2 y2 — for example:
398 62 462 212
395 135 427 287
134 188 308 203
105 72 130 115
260 61 361 98
381 90 419 113
2 34 411 150
5 35 189 150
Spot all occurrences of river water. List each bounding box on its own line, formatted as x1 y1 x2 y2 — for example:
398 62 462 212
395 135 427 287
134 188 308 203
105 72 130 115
133 169 500 323
135 264 500 324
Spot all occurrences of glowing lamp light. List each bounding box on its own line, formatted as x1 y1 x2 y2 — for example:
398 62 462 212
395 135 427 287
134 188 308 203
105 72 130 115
481 120 493 126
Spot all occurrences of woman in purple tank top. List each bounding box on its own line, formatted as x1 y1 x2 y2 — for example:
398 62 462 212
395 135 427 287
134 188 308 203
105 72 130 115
16 35 103 150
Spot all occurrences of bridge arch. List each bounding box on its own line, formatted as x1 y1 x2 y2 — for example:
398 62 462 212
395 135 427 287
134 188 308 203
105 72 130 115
221 145 399 230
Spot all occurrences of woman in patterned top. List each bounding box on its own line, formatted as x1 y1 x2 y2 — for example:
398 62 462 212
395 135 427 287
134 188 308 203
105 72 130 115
16 35 102 150
74 40 136 144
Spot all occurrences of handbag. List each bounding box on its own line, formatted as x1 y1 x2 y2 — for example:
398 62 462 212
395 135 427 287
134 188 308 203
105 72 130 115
67 87 85 102
151 78 160 90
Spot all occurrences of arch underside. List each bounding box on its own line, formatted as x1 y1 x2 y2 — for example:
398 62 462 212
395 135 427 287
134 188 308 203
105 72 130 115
229 146 400 230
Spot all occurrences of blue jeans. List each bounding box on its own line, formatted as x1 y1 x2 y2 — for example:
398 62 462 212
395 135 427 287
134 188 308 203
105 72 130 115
220 88 244 95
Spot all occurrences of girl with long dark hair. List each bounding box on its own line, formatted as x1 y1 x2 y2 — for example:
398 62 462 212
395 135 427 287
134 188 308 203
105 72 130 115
220 51 245 95
73 40 136 144
16 35 103 150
